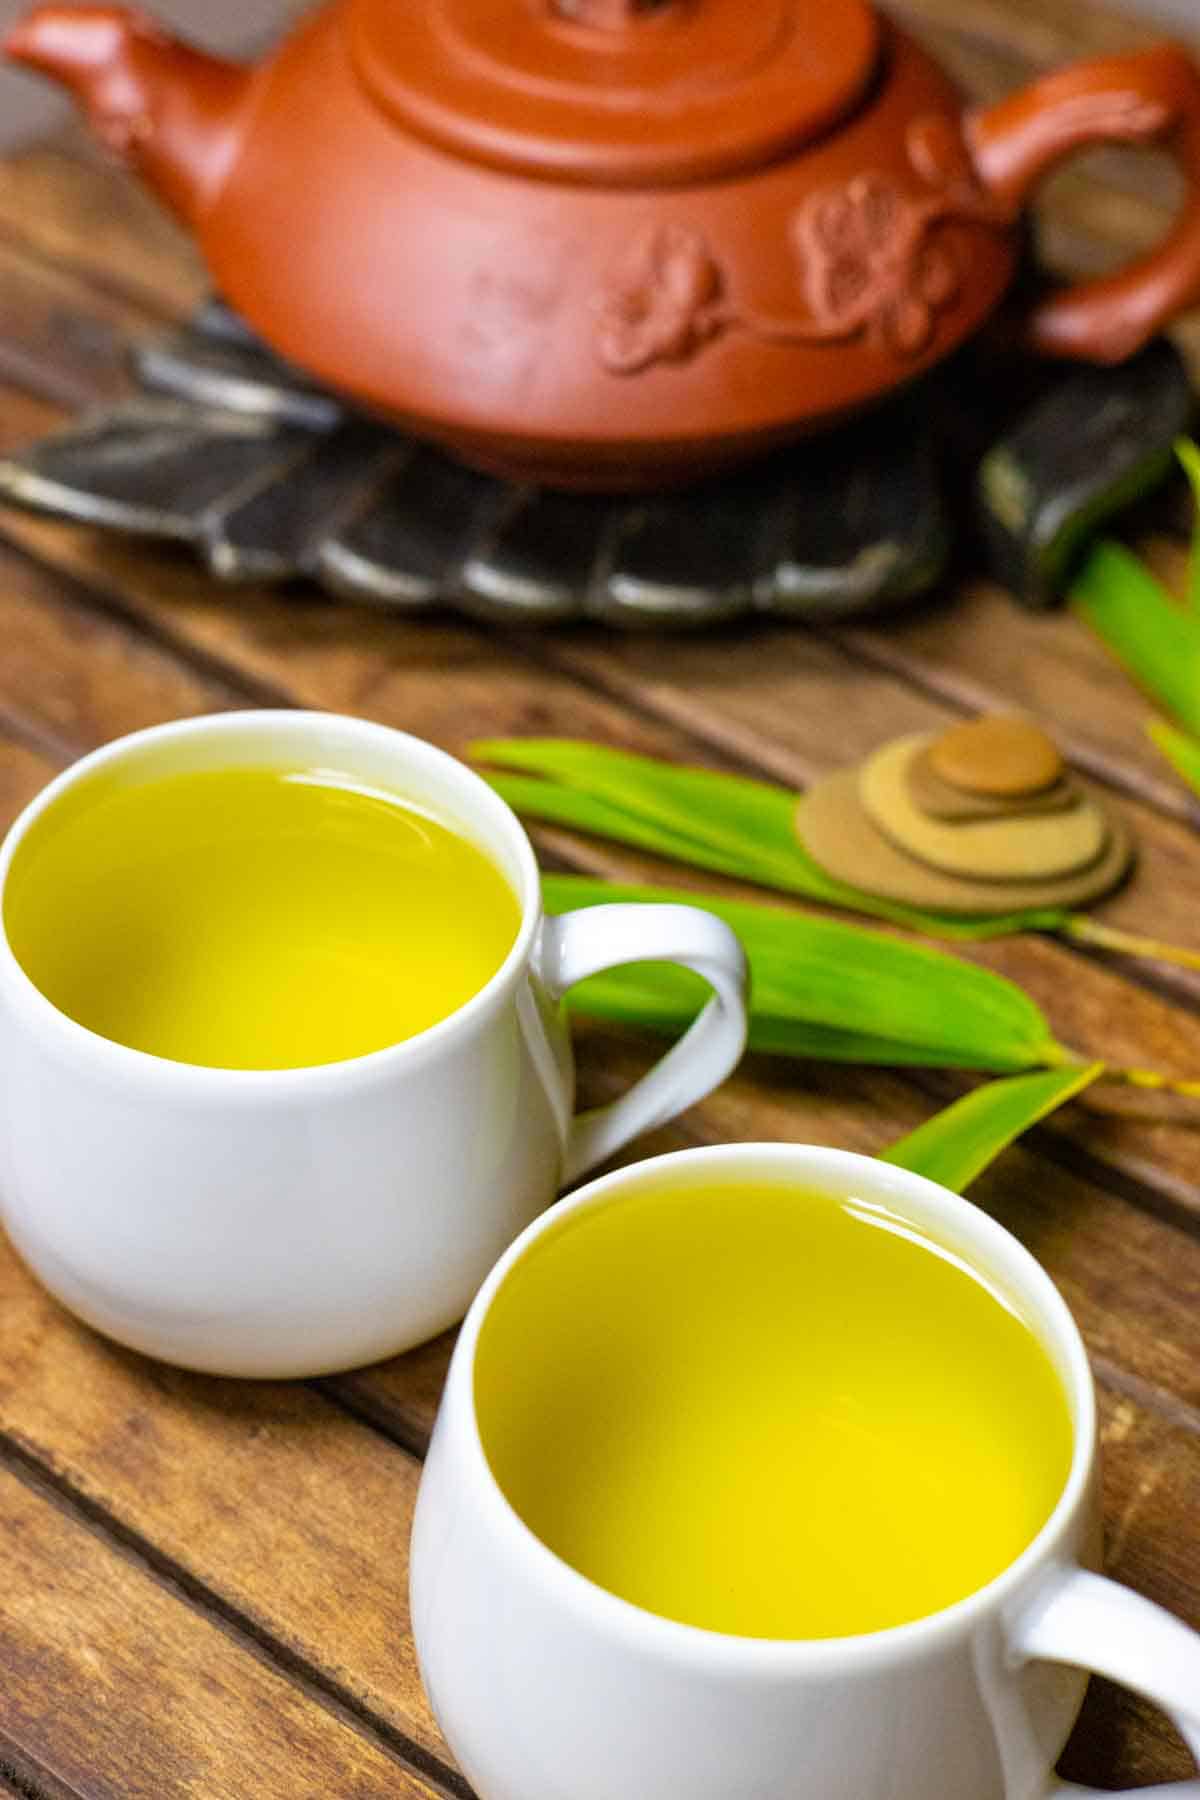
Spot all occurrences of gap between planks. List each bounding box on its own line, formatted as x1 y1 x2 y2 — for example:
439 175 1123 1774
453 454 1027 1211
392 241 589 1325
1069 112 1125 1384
3 523 1200 1256
0 48 1194 1800
0 1429 472 1800
2 97 1200 1376
0 622 1194 1785
0 131 1195 835
0 1741 87 1800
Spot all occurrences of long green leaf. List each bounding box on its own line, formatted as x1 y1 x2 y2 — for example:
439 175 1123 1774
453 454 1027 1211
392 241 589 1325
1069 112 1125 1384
882 1064 1104 1192
1148 716 1200 800
480 742 1070 942
543 873 1071 1072
1070 539 1200 735
490 774 767 886
561 958 1027 1067
1175 437 1200 613
479 738 802 875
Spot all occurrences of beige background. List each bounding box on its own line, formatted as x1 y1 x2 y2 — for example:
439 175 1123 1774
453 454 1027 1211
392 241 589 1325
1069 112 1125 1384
0 0 302 144
0 0 1197 145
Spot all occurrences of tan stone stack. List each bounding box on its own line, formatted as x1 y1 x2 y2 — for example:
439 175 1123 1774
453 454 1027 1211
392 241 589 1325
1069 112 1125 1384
799 716 1132 912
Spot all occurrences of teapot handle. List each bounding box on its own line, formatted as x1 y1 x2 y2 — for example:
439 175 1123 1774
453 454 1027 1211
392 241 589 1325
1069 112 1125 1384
964 43 1200 363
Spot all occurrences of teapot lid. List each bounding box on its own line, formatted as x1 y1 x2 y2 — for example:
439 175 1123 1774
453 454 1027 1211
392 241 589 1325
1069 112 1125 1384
346 0 881 186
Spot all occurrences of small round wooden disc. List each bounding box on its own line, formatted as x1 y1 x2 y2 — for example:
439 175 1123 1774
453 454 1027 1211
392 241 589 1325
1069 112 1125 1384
928 716 1064 798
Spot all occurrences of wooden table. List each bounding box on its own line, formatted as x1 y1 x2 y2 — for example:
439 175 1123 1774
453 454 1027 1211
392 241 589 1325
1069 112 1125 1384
1 0 1200 1791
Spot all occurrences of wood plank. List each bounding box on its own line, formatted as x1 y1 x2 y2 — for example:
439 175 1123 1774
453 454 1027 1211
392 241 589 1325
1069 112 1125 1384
0 565 1192 1791
836 582 1194 819
0 113 1196 810
3 1087 1197 1798
0 738 64 826
0 385 60 449
0 30 1193 1800
351 1295 1200 1789
0 135 202 320
533 617 1200 1041
0 235 157 412
0 125 1193 820
4 497 1195 963
0 1750 74 1800
3 1212 1195 1793
0 154 1182 926
346 1151 1200 1793
0 1228 448 1765
4 496 1190 878
1056 1387 1200 1789
898 0 1175 65
341 1021 1200 1439
9 503 1200 1241
0 1459 445 1800
0 710 1194 1784
533 619 1200 989
899 4 1196 211
0 1770 44 1799
0 737 459 1763
0 540 250 758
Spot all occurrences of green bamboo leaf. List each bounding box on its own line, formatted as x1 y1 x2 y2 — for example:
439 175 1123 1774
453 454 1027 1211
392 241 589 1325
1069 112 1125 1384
881 1064 1104 1192
1148 716 1200 799
478 738 800 874
543 873 1069 1072
1070 538 1200 734
481 747 1069 942
481 739 849 901
560 955 1024 1067
489 774 766 885
1175 437 1200 612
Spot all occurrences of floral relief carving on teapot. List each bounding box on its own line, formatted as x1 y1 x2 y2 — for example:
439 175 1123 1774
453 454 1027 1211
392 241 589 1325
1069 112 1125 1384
594 117 1011 374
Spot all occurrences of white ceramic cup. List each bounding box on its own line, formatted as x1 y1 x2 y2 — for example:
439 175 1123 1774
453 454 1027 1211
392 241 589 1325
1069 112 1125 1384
411 1142 1200 1800
0 711 748 1378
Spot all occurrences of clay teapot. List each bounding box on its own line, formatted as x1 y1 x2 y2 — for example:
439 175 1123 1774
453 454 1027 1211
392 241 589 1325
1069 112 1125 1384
9 0 1200 488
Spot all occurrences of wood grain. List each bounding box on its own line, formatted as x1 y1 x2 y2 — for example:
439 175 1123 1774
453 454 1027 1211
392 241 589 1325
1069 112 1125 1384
0 235 157 413
1056 1388 1200 1787
6 484 1200 1241
0 540 248 757
0 135 203 320
8 498 1200 1231
0 658 1193 1792
898 0 1171 65
0 1230 448 1765
0 9 1198 1790
338 1024 1200 1437
0 1459 447 1800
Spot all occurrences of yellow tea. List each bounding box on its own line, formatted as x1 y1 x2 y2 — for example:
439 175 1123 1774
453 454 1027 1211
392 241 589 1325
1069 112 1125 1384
4 765 521 1069
476 1179 1073 1639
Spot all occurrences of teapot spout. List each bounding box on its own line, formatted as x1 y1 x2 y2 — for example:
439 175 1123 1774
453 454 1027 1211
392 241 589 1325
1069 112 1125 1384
4 5 253 227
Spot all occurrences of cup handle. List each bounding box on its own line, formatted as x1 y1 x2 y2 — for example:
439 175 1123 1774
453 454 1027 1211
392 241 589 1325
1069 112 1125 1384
1007 1566 1200 1797
533 902 748 1185
965 43 1200 362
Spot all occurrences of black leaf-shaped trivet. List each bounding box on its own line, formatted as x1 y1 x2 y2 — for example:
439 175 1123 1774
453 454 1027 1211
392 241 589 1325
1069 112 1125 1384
0 298 1191 624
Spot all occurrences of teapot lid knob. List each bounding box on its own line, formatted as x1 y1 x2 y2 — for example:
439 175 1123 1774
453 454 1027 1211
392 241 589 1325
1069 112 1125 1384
348 0 881 186
550 0 675 26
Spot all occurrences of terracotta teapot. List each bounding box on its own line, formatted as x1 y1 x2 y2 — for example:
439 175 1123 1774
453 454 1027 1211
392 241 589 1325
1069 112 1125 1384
9 0 1200 488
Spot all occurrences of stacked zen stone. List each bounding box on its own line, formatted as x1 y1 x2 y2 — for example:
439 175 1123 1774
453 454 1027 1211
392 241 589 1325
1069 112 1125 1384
799 716 1131 912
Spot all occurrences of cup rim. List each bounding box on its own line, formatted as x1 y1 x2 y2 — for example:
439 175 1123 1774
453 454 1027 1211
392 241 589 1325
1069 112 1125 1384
454 1141 1097 1673
0 709 544 1093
